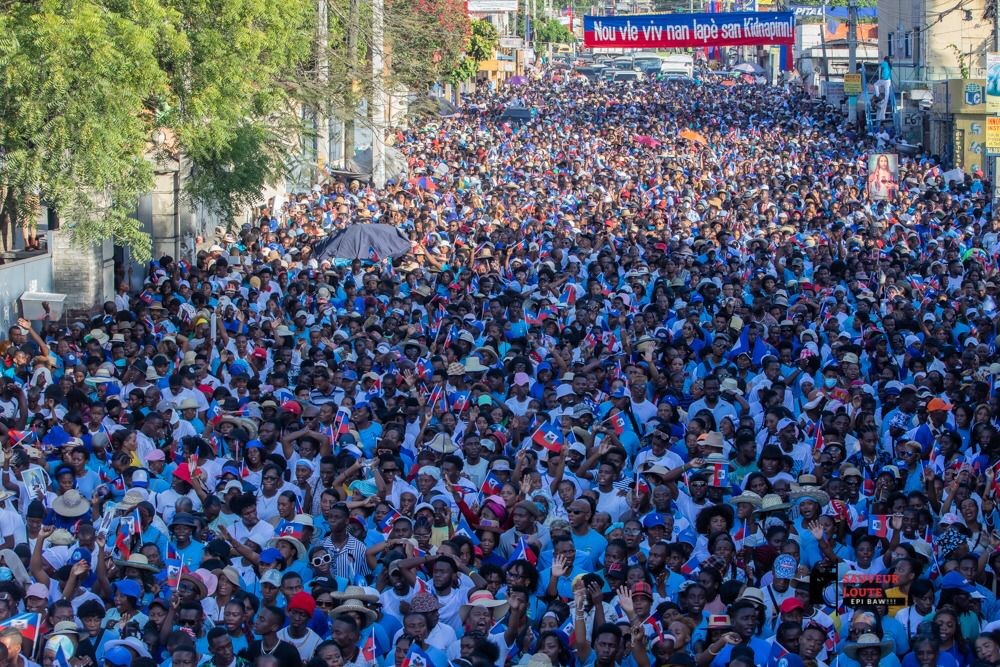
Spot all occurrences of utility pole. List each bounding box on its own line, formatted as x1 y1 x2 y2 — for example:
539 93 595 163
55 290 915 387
993 0 999 207
371 0 386 188
818 0 830 87
847 0 858 125
316 0 329 183
344 0 359 169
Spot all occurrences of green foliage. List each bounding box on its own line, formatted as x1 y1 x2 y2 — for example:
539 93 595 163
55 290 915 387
0 0 171 261
533 18 575 44
387 0 471 89
468 19 500 62
449 18 500 84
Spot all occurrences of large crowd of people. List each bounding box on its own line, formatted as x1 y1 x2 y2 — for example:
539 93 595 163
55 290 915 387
0 65 996 667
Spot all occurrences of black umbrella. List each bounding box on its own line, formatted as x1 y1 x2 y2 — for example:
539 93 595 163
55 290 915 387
313 224 412 261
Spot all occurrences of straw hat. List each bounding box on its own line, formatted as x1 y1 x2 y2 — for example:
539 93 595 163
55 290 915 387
114 554 160 573
460 590 509 622
754 494 791 514
52 490 90 518
730 490 763 508
843 634 892 661
330 585 379 603
330 598 377 622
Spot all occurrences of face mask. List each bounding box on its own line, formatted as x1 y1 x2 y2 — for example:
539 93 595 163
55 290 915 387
825 377 838 389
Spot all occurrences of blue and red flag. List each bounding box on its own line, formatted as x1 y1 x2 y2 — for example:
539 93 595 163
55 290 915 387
400 643 434 667
560 284 577 306
368 246 381 263
506 537 538 566
531 422 565 453
480 471 503 497
679 553 700 575
449 390 470 413
0 613 41 656
868 514 890 538
378 507 402 535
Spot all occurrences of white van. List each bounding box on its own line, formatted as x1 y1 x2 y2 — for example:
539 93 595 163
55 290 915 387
660 54 694 78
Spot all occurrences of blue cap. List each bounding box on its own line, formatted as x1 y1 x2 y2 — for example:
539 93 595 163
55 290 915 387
259 548 283 565
342 370 358 381
642 513 666 529
221 464 240 478
939 571 976 593
245 439 263 450
63 353 78 367
611 387 628 398
115 579 142 600
105 646 133 667
68 548 91 566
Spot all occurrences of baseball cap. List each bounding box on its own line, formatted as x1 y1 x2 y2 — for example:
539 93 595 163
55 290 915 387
260 569 282 588
104 646 133 667
779 598 806 614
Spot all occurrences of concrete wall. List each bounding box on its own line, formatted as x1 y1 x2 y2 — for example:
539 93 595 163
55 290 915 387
0 249 54 335
878 0 991 84
51 231 114 311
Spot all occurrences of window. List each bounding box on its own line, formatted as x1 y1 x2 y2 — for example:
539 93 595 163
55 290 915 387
887 32 895 58
904 31 912 58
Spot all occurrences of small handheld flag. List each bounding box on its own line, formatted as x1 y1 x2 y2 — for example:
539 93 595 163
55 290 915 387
531 422 565 453
506 536 538 566
399 642 434 667
868 514 890 538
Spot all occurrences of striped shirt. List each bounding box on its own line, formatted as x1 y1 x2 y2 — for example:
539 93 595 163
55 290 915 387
322 534 371 582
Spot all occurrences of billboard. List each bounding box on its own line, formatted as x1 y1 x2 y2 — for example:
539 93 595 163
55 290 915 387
583 12 795 49
468 0 517 11
988 52 1000 114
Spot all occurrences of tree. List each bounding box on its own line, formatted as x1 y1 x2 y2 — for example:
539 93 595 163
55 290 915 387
0 0 323 261
386 0 471 90
0 0 171 259
533 18 575 45
449 19 500 84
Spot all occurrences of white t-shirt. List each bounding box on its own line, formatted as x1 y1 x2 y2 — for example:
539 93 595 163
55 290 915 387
277 627 323 661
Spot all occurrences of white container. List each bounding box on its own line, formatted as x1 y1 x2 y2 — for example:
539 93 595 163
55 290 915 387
20 291 68 320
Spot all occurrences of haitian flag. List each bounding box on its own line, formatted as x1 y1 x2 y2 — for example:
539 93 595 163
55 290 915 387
560 284 577 306
368 246 381 263
709 462 728 487
812 425 824 453
0 613 41 655
428 384 447 410
454 515 480 546
378 507 402 535
164 544 188 588
449 390 471 413
531 422 565 453
679 553 700 575
361 633 376 662
606 411 626 436
400 643 434 667
506 537 538 566
480 471 503 497
642 615 664 642
868 514 890 538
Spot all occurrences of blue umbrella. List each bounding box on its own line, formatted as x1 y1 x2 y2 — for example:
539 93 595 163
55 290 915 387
312 224 412 261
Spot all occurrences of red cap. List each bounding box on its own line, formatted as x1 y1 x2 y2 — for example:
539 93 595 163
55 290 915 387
631 582 653 599
281 400 303 416
779 598 806 614
288 591 316 616
252 348 267 359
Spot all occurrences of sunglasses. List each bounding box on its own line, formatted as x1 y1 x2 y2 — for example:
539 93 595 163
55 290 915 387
311 554 333 566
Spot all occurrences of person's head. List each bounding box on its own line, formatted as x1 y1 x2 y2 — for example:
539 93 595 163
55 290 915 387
253 605 285 636
330 616 359 651
207 627 234 667
591 623 622 665
171 644 198 667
